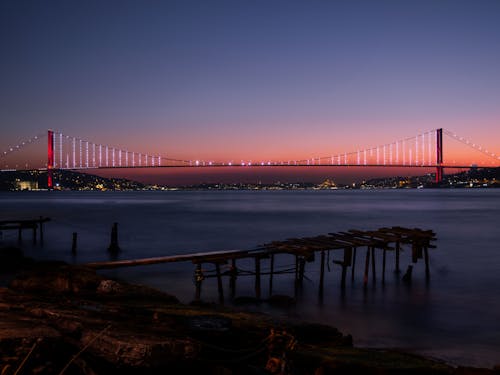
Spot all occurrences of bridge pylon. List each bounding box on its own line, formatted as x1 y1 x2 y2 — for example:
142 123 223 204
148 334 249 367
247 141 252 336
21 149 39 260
47 129 54 189
435 128 443 183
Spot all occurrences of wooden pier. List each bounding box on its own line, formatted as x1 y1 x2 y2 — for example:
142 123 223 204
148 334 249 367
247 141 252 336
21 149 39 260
0 217 51 245
85 226 436 304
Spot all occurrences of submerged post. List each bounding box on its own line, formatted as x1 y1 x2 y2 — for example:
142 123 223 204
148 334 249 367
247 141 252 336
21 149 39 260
195 263 203 301
319 250 325 298
255 257 261 299
363 247 371 287
395 241 401 273
108 222 120 252
72 232 78 254
424 246 430 279
215 262 224 305
39 216 44 245
351 247 357 281
229 258 237 299
371 246 376 283
32 225 37 245
269 253 275 297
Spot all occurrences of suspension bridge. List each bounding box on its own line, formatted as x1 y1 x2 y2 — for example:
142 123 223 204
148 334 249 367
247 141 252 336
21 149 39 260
1 128 499 189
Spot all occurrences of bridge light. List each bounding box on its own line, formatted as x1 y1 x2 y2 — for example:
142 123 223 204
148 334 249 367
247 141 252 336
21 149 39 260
195 160 199 166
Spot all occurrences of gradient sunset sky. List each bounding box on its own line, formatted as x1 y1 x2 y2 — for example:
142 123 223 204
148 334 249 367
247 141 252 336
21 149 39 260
1 0 500 184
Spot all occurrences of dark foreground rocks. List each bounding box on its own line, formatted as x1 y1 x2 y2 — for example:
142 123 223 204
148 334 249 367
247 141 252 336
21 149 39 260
0 257 498 375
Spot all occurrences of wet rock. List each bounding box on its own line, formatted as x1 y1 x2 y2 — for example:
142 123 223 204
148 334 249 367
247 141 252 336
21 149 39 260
83 329 199 367
187 315 232 332
9 263 102 294
96 279 123 294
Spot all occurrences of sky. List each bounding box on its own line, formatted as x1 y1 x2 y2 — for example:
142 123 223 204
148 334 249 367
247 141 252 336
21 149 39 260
1 0 500 184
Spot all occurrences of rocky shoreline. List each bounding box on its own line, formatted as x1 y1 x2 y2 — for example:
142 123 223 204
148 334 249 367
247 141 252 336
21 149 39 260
0 248 498 375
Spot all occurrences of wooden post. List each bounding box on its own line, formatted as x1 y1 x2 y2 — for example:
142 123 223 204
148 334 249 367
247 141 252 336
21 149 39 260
424 246 430 279
18 227 22 242
382 248 387 284
39 216 44 245
351 247 357 281
215 263 224 305
269 253 274 297
108 222 120 252
363 247 371 287
294 255 299 283
229 258 236 299
340 247 352 289
71 232 78 254
319 250 325 298
294 255 300 298
412 243 418 263
32 225 37 245
195 263 203 301
371 247 376 283
298 257 305 287
255 257 261 300
395 241 401 274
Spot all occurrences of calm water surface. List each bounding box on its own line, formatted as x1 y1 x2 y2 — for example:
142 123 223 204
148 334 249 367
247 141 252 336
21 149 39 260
1 189 499 368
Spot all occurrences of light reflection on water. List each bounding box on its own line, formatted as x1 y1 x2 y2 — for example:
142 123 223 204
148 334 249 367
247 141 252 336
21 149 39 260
1 189 499 368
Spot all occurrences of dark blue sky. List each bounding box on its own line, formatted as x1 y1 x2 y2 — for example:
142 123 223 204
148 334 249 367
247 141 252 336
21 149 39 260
1 0 500 182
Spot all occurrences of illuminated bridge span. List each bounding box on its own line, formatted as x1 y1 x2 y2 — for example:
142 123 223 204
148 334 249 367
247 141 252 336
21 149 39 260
2 128 500 188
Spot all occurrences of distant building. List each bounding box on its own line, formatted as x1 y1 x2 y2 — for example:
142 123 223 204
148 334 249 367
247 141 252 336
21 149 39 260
16 179 38 190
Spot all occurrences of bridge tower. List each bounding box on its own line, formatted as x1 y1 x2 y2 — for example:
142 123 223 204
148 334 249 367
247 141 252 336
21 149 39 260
47 130 54 189
435 128 443 183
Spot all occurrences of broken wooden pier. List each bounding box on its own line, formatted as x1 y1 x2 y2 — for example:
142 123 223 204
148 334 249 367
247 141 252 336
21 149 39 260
0 217 51 245
85 226 437 304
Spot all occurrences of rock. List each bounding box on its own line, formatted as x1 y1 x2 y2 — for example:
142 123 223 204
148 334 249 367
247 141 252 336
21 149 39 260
83 329 199 367
96 279 123 294
187 315 232 332
9 263 101 294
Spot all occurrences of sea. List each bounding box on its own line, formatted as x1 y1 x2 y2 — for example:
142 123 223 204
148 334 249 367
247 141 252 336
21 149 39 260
1 189 499 368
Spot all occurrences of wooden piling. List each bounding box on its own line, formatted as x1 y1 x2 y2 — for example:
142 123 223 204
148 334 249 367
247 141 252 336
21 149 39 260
363 247 371 287
39 216 44 245
32 225 37 245
319 250 325 298
294 255 299 283
269 253 274 297
255 257 261 299
371 246 376 283
229 258 236 299
108 222 120 252
215 263 224 304
339 247 352 289
382 248 387 284
424 246 430 279
18 227 22 242
351 247 357 281
72 232 78 254
195 263 202 301
298 257 306 288
395 241 401 273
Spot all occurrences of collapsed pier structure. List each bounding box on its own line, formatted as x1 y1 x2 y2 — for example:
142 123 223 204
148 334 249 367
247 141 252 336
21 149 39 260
86 226 436 304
